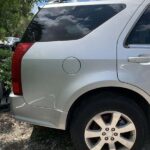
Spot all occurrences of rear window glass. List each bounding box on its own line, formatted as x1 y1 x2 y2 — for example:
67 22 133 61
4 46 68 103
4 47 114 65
22 4 126 42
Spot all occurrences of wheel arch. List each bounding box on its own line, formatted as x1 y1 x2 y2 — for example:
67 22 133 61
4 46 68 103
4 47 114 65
66 86 150 130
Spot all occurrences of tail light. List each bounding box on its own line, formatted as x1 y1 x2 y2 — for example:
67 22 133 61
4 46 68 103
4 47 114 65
12 43 33 95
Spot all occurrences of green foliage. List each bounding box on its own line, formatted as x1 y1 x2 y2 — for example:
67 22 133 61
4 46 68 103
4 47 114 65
0 49 12 60
0 49 12 91
0 0 49 91
0 0 49 39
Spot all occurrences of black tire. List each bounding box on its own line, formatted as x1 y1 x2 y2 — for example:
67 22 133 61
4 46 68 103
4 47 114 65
70 93 148 150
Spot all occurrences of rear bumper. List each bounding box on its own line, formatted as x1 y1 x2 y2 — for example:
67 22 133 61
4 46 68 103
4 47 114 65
9 92 67 130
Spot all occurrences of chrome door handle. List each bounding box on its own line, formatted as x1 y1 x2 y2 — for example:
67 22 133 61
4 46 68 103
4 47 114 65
128 56 150 63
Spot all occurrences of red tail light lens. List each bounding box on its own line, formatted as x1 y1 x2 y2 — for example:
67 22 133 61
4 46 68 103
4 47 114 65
12 43 33 95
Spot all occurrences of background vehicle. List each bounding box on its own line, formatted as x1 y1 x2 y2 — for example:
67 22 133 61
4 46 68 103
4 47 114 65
0 40 7 48
5 37 20 49
10 0 150 150
0 37 20 49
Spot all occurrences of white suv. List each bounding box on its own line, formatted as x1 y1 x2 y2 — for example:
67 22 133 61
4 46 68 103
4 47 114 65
5 37 20 48
10 0 150 149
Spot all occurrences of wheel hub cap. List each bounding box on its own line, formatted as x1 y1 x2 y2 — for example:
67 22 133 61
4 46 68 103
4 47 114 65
84 111 136 150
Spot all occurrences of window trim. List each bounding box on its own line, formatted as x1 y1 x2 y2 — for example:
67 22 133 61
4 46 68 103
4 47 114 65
124 4 150 49
128 44 150 49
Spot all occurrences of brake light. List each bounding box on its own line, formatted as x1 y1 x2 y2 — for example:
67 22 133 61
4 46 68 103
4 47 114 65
12 43 33 95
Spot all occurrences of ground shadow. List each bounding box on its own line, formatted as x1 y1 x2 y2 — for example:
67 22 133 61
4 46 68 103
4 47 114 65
0 140 28 150
28 126 74 150
1 126 74 150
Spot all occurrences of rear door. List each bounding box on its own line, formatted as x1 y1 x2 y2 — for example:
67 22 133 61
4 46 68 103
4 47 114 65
117 1 150 94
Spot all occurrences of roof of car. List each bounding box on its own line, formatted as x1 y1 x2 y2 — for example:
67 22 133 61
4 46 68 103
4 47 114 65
44 0 145 8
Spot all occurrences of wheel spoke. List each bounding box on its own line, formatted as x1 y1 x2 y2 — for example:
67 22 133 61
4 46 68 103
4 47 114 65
93 115 106 129
85 111 136 150
91 140 105 150
118 123 135 133
109 143 116 150
117 136 134 149
85 129 101 138
111 112 121 127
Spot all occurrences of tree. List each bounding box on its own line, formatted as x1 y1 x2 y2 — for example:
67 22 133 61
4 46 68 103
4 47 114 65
0 0 49 39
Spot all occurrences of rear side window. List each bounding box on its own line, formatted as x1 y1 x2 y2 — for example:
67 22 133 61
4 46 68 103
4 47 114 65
126 6 150 45
22 4 126 42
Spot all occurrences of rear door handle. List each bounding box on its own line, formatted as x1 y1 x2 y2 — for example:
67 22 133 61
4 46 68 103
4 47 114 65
128 55 150 63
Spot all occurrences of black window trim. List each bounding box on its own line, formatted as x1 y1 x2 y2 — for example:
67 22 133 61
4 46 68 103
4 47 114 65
124 4 150 49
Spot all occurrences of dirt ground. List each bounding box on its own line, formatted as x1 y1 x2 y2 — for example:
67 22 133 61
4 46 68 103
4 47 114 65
0 112 149 150
0 112 74 150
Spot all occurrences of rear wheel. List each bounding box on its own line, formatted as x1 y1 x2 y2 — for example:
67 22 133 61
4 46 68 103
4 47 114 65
70 94 148 150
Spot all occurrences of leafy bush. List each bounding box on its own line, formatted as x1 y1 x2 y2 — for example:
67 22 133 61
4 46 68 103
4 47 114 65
0 49 12 92
0 49 12 60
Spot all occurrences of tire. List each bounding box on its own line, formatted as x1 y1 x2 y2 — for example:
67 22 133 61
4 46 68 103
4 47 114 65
70 93 148 150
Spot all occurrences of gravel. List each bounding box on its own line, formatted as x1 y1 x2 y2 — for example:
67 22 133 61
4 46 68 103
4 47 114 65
0 112 74 150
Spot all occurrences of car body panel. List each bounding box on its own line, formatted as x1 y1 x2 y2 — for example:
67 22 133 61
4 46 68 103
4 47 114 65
10 0 150 130
117 0 150 102
10 80 150 129
22 0 138 109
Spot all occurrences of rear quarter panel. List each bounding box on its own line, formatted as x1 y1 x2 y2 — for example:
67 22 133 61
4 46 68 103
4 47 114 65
21 1 142 112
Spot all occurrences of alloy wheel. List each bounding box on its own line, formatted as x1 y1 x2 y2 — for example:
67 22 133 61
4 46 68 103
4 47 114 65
84 111 136 150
